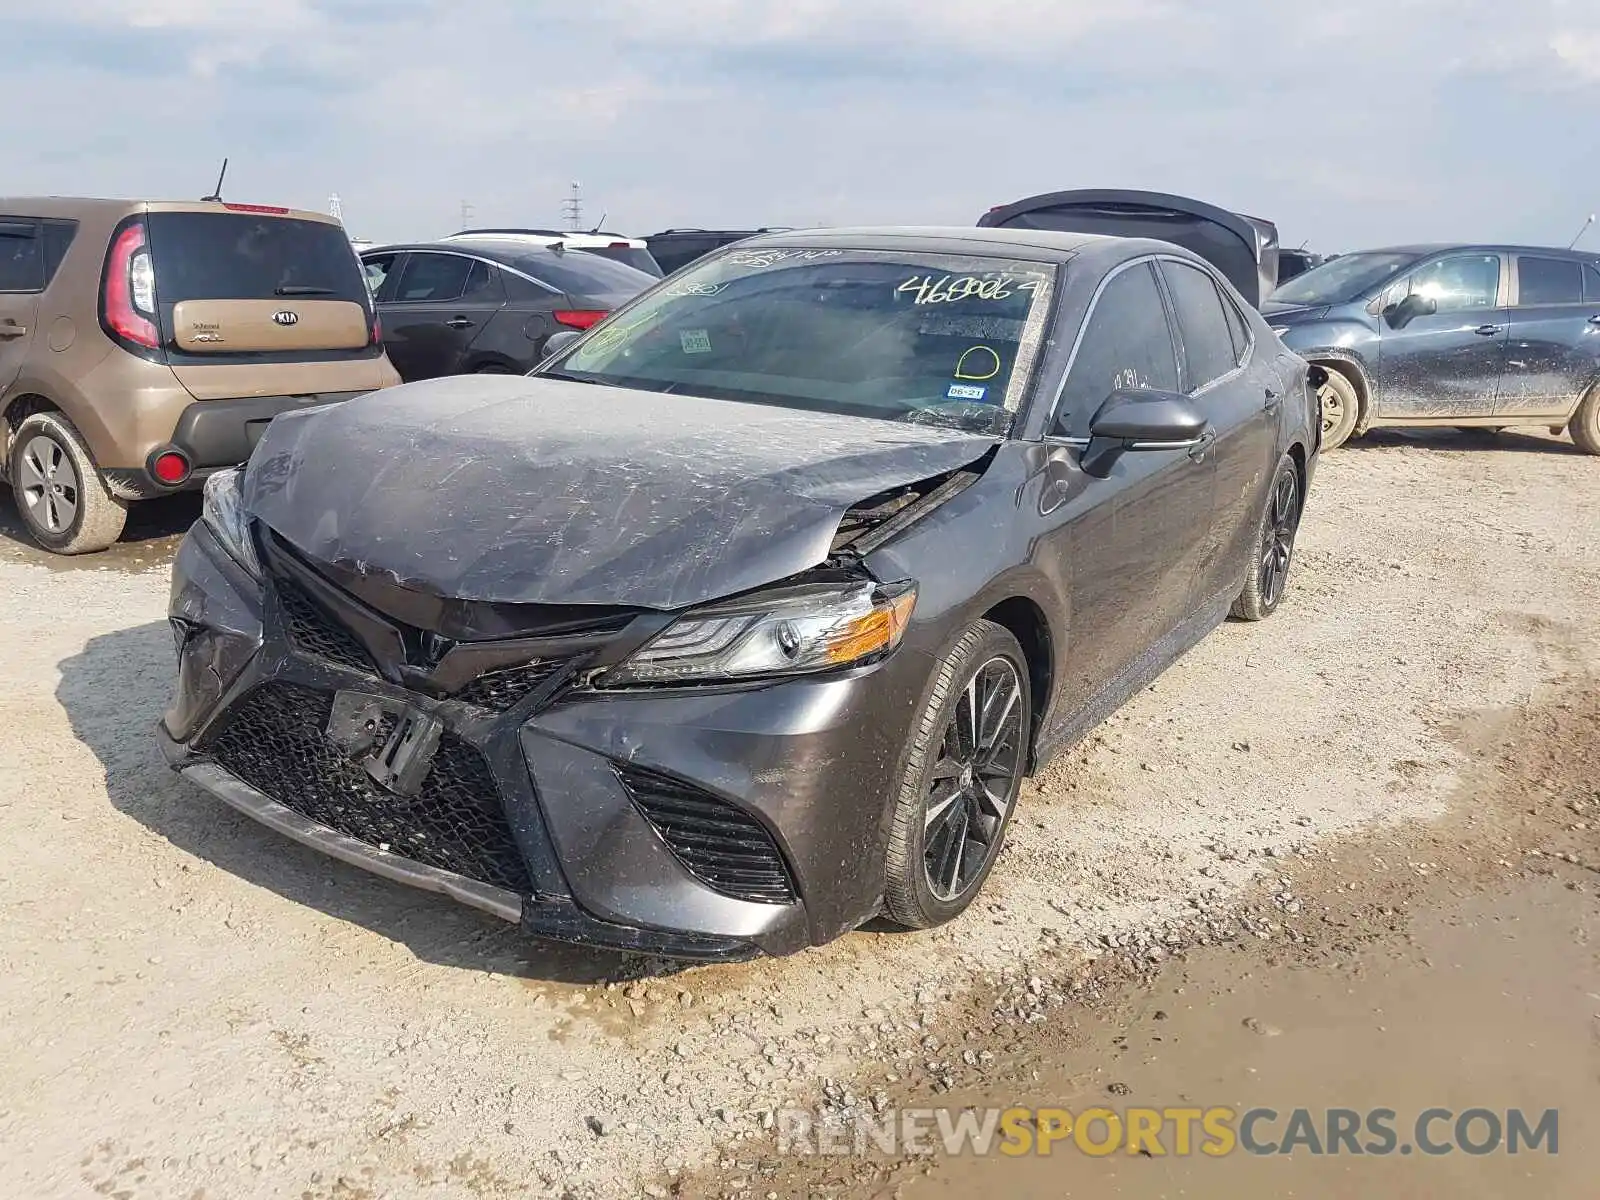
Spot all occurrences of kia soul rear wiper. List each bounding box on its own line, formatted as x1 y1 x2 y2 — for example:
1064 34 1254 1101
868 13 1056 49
274 285 337 296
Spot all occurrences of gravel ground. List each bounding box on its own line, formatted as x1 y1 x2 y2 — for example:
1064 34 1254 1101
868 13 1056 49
1 427 1596 1199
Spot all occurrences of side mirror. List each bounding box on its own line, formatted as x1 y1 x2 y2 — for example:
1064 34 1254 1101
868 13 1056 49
1385 293 1437 329
1081 388 1209 477
539 329 584 361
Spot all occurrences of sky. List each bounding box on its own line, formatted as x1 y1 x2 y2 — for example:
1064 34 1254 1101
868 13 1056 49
11 0 1600 253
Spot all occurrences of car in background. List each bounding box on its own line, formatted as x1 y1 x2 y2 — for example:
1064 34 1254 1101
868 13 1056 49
445 229 662 277
980 190 1282 309
359 238 656 381
163 226 1318 959
645 228 793 276
1276 248 1328 284
1266 244 1600 452
0 197 398 554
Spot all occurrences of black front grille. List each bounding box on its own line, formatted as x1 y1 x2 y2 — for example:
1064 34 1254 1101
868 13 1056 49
206 683 532 895
617 766 797 905
275 577 376 674
451 659 571 712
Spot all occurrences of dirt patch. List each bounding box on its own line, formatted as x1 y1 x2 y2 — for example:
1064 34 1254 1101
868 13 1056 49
672 673 1600 1197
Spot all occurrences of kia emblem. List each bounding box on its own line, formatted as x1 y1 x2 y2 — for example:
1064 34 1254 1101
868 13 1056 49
272 310 300 327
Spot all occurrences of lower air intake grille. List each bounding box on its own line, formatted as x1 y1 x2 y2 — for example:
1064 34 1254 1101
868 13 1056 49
616 765 797 905
275 577 376 674
206 683 532 894
452 659 571 712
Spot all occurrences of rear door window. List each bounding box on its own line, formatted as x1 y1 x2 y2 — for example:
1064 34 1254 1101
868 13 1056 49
1055 262 1179 435
145 212 368 305
392 253 474 303
1516 256 1583 306
361 252 400 298
1161 259 1239 390
0 220 45 292
42 221 78 286
461 260 505 303
1586 264 1600 303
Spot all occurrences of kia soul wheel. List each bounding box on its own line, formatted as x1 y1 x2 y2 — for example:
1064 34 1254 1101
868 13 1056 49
884 620 1031 929
7 411 127 555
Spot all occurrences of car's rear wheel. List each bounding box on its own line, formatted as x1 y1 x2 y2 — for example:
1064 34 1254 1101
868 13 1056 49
883 620 1031 930
7 411 127 554
1231 453 1302 622
1316 368 1361 450
1571 386 1600 455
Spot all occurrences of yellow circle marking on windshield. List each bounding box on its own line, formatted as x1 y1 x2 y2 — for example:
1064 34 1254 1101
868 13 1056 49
955 346 1001 380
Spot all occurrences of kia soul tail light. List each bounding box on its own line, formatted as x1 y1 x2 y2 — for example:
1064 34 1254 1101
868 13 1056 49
103 222 161 352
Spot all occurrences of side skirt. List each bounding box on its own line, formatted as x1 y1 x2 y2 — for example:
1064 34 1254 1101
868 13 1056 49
1033 585 1236 771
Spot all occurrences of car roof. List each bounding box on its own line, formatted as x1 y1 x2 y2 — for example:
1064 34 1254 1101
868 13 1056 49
360 238 659 284
1357 243 1600 261
0 196 338 224
446 228 647 247
728 224 1178 265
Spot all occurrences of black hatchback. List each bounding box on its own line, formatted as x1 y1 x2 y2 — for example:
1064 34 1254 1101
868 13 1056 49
163 228 1319 960
359 238 656 381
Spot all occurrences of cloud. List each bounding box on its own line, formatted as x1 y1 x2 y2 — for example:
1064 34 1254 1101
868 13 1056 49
10 1 1600 251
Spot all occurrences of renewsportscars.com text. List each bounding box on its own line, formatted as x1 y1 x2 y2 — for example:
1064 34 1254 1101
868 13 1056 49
777 1106 1559 1159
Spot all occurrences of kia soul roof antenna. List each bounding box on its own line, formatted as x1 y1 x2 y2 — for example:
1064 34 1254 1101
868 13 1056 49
202 158 230 203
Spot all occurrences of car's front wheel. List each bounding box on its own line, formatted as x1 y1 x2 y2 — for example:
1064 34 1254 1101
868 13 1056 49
7 411 127 554
883 620 1031 930
1316 368 1361 450
1231 453 1303 622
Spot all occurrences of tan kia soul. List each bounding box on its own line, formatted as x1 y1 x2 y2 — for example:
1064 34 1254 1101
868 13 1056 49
0 198 400 553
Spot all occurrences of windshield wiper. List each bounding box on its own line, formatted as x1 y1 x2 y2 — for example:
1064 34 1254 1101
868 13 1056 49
274 285 337 296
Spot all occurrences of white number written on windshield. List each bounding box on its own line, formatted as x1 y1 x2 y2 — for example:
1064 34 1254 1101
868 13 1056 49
896 273 1045 306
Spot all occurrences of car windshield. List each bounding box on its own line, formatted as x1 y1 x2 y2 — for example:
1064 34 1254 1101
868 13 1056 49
541 248 1057 435
1270 251 1416 306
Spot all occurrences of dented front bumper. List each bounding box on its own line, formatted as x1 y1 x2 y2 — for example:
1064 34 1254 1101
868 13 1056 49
161 524 930 959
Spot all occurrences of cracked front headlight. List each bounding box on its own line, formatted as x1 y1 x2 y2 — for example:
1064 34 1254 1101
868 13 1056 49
601 580 917 686
201 467 262 579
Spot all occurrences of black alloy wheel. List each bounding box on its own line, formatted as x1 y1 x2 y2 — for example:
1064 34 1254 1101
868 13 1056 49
883 620 1032 929
923 656 1026 900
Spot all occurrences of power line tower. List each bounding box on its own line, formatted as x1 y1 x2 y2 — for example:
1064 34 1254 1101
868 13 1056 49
459 200 475 231
561 182 584 232
328 193 344 225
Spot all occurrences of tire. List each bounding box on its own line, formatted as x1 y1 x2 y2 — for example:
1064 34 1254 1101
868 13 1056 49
1571 386 1600 455
883 620 1032 930
1316 367 1361 450
7 411 127 554
1231 454 1303 622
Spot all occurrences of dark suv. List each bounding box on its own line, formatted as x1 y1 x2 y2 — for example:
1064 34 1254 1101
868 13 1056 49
1267 244 1600 451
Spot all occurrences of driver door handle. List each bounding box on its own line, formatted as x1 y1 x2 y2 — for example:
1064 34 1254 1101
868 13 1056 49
0 322 26 339
1188 430 1216 463
1474 324 1504 336
445 317 475 330
1588 315 1600 327
1264 385 1282 411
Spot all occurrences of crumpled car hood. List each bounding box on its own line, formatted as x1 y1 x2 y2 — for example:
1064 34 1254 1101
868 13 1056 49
244 375 997 609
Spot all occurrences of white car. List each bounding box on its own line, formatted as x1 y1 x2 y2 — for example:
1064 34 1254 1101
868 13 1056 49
443 228 662 277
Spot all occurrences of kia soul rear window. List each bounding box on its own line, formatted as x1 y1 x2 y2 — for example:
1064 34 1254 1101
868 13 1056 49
145 212 368 306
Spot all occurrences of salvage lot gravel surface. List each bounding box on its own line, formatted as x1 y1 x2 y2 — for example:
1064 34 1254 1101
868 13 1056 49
1 429 1597 1199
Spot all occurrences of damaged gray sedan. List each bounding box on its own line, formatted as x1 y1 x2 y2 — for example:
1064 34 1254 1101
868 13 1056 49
161 227 1319 960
